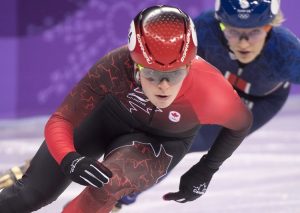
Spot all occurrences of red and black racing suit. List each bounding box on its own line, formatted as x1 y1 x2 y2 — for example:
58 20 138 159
0 46 252 213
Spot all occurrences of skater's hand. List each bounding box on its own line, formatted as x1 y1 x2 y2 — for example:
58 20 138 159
60 152 112 188
163 155 217 203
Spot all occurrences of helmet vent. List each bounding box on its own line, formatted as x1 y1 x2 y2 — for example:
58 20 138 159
129 5 197 71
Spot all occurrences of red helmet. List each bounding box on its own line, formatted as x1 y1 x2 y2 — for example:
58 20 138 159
128 5 197 71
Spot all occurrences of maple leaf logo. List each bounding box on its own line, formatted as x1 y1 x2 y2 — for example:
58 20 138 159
169 111 181 123
105 141 173 189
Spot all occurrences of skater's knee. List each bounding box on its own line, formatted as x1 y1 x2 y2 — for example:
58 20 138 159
21 187 52 211
0 184 58 212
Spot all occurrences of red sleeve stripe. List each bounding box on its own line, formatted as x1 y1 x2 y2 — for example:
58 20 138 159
45 114 76 164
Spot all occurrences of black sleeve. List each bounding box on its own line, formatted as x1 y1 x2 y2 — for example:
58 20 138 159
203 126 251 170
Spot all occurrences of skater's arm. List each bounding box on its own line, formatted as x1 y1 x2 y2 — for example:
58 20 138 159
164 69 252 202
45 54 115 164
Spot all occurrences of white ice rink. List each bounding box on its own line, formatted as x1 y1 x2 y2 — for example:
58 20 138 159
0 95 300 213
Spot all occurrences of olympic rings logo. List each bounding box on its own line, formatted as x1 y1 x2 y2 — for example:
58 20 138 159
238 13 250 19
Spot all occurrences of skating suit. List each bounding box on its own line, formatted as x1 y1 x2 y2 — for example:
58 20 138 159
0 46 251 213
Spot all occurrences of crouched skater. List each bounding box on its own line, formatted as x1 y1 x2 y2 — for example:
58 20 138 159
0 5 252 213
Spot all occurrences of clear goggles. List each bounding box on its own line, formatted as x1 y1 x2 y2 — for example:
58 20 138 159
220 23 271 43
137 64 188 85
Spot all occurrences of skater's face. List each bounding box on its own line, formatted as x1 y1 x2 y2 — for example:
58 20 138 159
221 23 271 64
138 64 189 108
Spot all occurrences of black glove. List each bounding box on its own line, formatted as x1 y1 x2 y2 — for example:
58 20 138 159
60 152 113 188
163 155 218 203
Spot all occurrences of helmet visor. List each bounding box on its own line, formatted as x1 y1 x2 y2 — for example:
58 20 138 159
138 64 188 85
220 23 271 43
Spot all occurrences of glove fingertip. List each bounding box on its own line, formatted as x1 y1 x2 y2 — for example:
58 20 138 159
108 170 113 178
105 170 113 179
162 193 172 201
97 162 113 178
